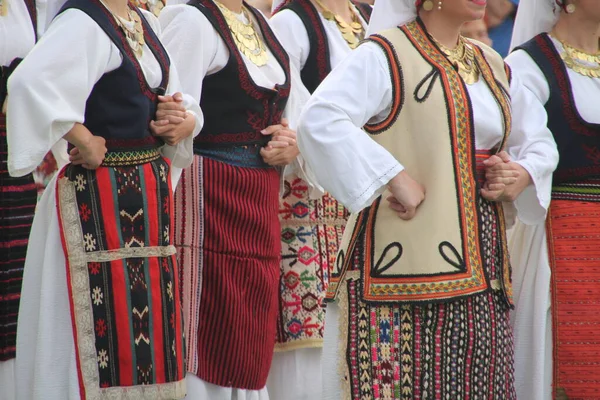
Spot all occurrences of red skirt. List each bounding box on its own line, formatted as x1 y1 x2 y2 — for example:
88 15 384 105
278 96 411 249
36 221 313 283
547 199 600 399
175 155 281 390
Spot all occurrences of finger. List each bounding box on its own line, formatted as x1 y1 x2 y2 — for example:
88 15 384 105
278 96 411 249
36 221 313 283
482 155 504 167
281 118 289 128
69 154 84 163
157 110 188 120
158 95 174 103
173 92 184 102
157 101 187 112
487 182 506 191
389 202 407 213
267 141 291 149
486 176 518 186
151 120 170 127
485 170 520 180
272 129 297 140
261 124 285 136
481 188 503 201
152 125 175 136
497 151 511 163
398 207 416 220
69 147 80 156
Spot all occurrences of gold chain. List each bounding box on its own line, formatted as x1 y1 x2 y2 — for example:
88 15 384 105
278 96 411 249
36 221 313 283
312 0 364 49
430 35 480 85
0 0 8 17
215 1 269 67
99 0 145 58
550 33 600 79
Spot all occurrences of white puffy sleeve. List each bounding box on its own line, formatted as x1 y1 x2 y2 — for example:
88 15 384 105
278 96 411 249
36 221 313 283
142 9 203 174
7 9 117 177
505 52 558 225
159 5 219 104
297 42 403 213
270 9 310 72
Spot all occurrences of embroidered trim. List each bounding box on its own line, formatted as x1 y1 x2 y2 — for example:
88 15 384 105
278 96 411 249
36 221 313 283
102 148 162 166
363 34 404 134
85 246 176 262
57 176 185 400
472 45 512 151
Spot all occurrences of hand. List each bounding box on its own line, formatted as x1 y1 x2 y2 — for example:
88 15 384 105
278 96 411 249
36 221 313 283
150 112 196 146
386 170 425 220
69 136 107 170
260 144 299 166
481 151 532 202
264 126 297 149
156 93 187 120
2 97 7 114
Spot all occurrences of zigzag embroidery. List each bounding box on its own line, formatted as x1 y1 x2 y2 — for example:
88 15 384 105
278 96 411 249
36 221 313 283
120 209 144 222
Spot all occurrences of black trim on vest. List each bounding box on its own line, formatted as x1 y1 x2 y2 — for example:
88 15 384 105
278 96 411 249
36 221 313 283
277 0 371 93
515 33 600 183
278 0 330 93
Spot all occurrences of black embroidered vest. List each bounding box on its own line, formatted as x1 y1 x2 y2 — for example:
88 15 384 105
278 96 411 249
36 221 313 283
59 0 170 152
516 34 600 184
276 0 371 93
189 0 291 167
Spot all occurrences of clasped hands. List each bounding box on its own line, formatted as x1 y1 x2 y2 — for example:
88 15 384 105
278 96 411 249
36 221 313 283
68 93 195 170
386 151 531 220
260 117 299 166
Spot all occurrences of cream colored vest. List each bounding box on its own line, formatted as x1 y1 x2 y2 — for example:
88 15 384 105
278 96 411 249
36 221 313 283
327 20 513 304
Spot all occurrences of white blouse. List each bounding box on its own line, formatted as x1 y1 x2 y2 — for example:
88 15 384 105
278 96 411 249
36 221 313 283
7 8 203 182
298 41 559 224
269 4 369 73
0 0 36 66
507 38 600 125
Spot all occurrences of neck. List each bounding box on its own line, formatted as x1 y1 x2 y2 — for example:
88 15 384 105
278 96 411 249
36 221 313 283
218 0 243 14
103 0 129 18
554 13 600 53
418 11 462 49
316 0 353 22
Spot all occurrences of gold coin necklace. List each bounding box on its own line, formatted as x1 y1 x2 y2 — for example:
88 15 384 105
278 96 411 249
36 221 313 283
550 33 600 79
431 35 480 85
99 0 145 58
313 0 364 49
215 1 269 67
0 0 8 17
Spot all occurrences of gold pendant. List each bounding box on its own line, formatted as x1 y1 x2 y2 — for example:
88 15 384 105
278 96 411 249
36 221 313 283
0 0 8 17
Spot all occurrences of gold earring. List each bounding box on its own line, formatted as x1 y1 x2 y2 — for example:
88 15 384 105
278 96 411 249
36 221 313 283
437 0 443 10
565 3 576 13
422 0 434 11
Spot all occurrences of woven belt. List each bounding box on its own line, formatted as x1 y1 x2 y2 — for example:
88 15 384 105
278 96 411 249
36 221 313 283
102 147 162 167
552 180 600 202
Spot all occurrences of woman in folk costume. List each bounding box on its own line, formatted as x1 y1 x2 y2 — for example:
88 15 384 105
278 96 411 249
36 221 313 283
506 1 600 399
265 0 371 398
297 0 559 397
159 0 311 398
6 0 203 396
